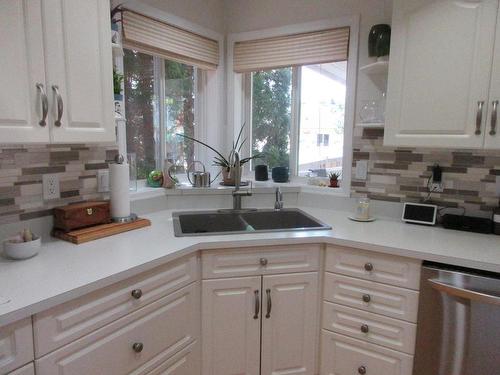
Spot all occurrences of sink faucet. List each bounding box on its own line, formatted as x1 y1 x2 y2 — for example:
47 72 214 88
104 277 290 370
274 187 283 210
231 151 252 210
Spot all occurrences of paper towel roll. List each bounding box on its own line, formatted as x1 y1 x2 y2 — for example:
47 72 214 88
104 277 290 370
110 162 130 218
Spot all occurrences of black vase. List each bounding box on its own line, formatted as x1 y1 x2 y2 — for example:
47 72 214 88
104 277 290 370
368 24 391 58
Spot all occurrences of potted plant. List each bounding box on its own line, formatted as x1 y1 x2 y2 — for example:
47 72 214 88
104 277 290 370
113 66 124 101
328 171 341 188
177 124 261 185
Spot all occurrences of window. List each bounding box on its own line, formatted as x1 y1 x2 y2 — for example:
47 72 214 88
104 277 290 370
124 49 198 179
248 61 347 178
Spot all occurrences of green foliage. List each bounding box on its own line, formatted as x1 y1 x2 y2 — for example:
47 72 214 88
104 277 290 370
113 66 124 95
251 68 292 169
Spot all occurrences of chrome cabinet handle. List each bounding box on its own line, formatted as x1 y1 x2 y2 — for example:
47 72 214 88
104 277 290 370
52 85 63 127
490 100 498 136
475 101 485 135
260 258 268 266
360 324 369 333
358 365 367 374
253 290 260 319
265 289 272 319
362 294 371 303
131 289 143 299
132 342 143 353
36 83 48 127
364 263 373 272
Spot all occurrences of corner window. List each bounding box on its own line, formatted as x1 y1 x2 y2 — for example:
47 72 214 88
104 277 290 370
249 61 347 178
124 49 198 179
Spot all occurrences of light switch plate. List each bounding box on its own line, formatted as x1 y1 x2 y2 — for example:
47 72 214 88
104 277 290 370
355 160 368 180
43 174 60 200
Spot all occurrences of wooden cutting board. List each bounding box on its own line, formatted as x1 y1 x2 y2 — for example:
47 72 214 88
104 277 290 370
52 218 151 244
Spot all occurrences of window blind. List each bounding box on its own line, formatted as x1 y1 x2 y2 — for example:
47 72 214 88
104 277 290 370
122 10 219 70
233 27 350 73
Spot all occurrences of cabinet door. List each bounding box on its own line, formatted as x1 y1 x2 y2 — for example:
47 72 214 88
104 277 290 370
0 0 48 143
485 7 500 148
42 0 115 143
261 272 319 375
385 0 499 148
202 277 261 375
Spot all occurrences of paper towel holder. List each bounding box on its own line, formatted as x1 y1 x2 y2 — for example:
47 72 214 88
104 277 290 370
111 154 138 223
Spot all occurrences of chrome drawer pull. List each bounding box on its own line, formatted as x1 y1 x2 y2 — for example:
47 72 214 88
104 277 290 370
36 83 48 127
358 365 367 374
52 85 63 127
490 100 498 136
132 342 144 353
265 288 272 319
360 324 369 333
362 294 371 303
254 290 260 319
131 289 143 299
364 263 373 272
475 100 485 135
260 258 268 266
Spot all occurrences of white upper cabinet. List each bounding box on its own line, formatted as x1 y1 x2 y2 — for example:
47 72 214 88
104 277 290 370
385 0 500 149
0 0 115 144
485 9 500 148
43 0 115 143
0 0 48 143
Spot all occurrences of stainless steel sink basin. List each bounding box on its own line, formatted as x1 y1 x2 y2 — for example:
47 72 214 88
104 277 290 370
172 208 331 236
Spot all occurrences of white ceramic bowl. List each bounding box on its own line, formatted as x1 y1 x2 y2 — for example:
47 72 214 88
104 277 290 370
3 237 41 260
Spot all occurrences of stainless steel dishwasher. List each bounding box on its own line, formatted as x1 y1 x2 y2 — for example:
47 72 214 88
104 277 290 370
413 262 500 375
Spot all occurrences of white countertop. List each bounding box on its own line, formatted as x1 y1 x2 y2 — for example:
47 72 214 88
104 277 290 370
1 206 499 326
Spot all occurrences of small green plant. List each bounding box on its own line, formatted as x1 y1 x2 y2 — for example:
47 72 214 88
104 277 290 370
177 124 262 170
113 66 124 96
329 171 341 181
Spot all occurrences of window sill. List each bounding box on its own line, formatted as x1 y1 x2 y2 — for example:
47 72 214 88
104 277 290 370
129 177 349 201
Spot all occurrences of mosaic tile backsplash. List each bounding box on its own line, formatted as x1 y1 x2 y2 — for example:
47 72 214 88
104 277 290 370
351 127 500 214
0 144 117 225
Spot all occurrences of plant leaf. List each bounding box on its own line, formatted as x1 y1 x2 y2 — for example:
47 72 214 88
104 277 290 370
176 133 229 165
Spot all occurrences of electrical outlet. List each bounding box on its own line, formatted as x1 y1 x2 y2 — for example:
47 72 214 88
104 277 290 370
43 174 60 200
97 169 110 192
355 160 368 180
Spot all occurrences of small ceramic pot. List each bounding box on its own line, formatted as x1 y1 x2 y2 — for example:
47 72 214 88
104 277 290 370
3 237 41 260
329 179 339 188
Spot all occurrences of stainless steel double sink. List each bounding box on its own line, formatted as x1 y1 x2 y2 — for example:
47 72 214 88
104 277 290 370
172 208 331 237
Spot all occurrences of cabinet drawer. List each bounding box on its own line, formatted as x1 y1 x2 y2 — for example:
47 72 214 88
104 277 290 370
322 302 417 354
7 363 34 375
321 331 413 375
0 318 33 375
36 282 200 375
34 255 198 356
202 244 321 279
143 341 200 375
325 246 421 290
323 273 419 322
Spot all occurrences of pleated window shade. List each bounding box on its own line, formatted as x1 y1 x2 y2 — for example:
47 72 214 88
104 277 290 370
233 27 350 73
122 10 219 70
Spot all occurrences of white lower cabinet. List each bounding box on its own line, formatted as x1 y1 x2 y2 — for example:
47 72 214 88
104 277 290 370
0 318 34 375
6 363 34 375
202 276 261 375
321 331 413 375
35 282 200 375
202 272 319 375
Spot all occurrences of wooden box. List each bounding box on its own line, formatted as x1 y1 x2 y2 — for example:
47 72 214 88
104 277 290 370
54 201 111 232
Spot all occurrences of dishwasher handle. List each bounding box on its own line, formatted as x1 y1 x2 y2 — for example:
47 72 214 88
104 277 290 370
429 278 500 306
